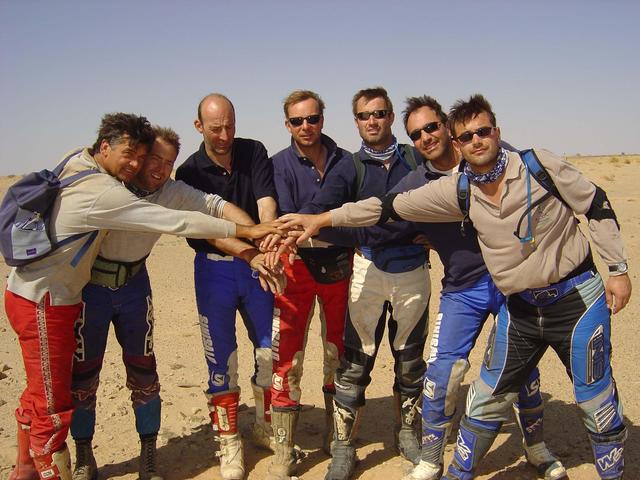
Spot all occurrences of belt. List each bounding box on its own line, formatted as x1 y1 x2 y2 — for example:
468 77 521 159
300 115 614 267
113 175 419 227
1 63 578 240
206 253 234 262
90 255 148 289
517 253 596 306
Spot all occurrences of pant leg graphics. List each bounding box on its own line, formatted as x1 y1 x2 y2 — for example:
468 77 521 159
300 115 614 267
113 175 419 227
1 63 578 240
194 253 241 394
549 274 624 435
317 274 349 389
387 262 430 401
334 254 390 409
422 275 495 427
235 257 273 389
5 290 81 456
272 258 317 408
70 282 116 441
110 269 159 408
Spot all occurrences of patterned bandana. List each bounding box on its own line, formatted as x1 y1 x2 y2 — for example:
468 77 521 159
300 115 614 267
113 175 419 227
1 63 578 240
362 136 398 162
463 148 508 184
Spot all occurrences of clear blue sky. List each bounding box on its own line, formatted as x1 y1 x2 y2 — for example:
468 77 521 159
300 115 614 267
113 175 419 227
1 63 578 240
1 0 639 175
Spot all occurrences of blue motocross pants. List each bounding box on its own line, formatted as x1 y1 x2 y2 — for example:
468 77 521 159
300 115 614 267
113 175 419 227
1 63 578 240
71 266 160 439
449 271 625 479
194 252 273 394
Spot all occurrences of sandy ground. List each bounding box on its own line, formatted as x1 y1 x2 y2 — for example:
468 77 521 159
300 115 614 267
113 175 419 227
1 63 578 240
0 155 638 480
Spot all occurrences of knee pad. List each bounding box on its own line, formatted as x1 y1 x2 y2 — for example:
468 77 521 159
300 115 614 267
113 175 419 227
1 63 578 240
426 358 470 422
589 426 626 479
323 341 340 386
124 353 160 408
286 350 305 403
466 378 518 423
208 350 239 394
578 382 624 434
71 357 103 410
395 348 427 395
134 396 161 436
254 347 272 388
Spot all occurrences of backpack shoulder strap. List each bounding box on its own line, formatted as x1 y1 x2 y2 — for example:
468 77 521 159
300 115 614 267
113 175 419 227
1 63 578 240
399 144 418 170
456 171 471 237
52 149 84 176
456 172 471 218
352 151 365 199
518 149 567 206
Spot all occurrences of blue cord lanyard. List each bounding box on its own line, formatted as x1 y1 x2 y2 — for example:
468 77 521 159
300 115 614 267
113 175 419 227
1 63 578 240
520 163 535 244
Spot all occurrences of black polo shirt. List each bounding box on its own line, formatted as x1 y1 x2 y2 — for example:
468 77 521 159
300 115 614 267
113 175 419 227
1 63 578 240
175 138 276 254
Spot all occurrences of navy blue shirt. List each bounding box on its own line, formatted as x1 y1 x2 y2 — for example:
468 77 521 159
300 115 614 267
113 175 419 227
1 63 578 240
272 134 351 215
302 144 422 249
390 164 487 293
176 138 276 254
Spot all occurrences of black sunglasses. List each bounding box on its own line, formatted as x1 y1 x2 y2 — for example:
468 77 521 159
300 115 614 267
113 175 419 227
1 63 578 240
408 121 442 142
288 114 321 127
454 126 496 144
355 110 388 121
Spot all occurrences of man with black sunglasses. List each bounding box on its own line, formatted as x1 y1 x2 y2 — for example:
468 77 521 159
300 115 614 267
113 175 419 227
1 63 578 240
298 87 431 479
280 94 631 480
396 96 563 480
265 90 353 479
176 93 279 480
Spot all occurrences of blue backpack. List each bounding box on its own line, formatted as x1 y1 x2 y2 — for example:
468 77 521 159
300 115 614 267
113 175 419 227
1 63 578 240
0 150 99 267
456 149 567 236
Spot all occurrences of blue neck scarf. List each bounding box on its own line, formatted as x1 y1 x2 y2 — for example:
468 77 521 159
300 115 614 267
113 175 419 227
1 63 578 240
362 136 398 162
464 148 508 184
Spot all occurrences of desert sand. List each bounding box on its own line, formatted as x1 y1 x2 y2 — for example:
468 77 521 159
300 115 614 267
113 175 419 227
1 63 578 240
0 155 638 479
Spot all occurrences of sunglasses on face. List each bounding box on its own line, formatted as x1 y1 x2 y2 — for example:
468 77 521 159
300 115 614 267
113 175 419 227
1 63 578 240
454 126 496 144
355 110 388 121
408 121 442 142
288 114 321 127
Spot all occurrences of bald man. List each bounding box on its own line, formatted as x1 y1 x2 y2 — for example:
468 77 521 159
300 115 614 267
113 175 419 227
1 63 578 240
176 94 278 480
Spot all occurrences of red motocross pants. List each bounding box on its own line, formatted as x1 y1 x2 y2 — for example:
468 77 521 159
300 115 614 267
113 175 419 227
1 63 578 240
271 257 349 408
5 289 81 455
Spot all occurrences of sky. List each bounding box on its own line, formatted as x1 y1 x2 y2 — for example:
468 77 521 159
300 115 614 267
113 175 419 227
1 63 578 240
1 0 639 176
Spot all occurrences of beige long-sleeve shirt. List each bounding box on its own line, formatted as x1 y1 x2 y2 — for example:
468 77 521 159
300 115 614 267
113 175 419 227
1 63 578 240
8 149 236 305
97 179 227 262
331 149 626 295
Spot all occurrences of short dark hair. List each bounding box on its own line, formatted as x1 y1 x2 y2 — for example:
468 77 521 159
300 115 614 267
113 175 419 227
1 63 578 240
153 125 181 154
448 94 497 135
90 113 155 155
402 96 448 135
283 90 325 118
352 87 393 116
197 93 235 122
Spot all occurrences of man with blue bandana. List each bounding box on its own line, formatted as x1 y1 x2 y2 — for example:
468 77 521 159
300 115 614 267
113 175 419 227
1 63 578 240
281 94 631 480
394 96 564 480
301 87 430 480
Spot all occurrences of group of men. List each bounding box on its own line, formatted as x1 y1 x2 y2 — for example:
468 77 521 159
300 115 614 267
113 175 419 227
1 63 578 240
5 87 631 480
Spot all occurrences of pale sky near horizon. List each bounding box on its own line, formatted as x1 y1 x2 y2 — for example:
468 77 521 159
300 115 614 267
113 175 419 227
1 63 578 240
1 0 639 176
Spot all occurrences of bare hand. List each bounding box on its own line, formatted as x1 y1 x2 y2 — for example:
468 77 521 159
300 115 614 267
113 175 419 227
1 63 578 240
279 212 332 245
236 220 284 240
606 273 632 314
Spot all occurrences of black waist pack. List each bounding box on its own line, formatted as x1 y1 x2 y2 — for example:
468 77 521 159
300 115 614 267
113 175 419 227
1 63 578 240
297 247 353 284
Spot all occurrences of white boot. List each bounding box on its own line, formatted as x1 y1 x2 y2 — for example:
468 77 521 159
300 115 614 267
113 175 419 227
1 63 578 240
523 442 567 480
402 460 442 480
217 433 245 480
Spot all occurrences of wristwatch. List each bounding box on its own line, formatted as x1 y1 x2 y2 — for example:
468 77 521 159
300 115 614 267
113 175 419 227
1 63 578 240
608 262 629 275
